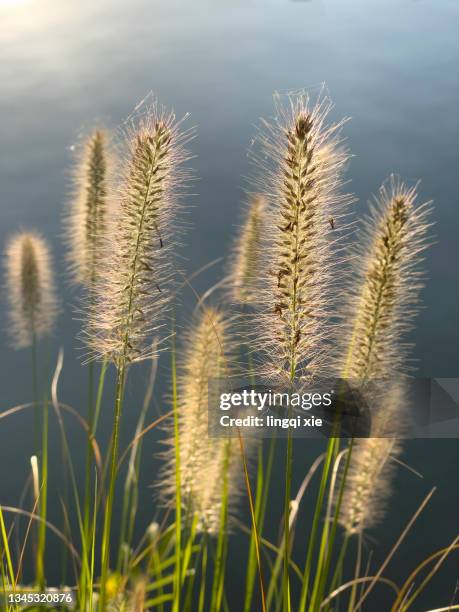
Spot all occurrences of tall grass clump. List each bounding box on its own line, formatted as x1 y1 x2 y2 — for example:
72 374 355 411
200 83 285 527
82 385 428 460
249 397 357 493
5 231 58 589
322 178 433 609
250 93 352 608
85 103 192 607
335 177 432 529
1 91 450 612
65 127 115 604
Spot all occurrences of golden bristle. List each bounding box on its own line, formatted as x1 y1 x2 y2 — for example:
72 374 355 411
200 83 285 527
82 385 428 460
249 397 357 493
250 93 352 383
5 231 58 349
85 103 192 364
229 194 266 305
66 129 114 287
338 176 432 536
341 175 432 384
338 384 405 535
160 307 243 534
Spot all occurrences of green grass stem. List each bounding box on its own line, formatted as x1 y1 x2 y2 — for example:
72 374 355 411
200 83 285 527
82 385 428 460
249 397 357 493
88 476 98 612
310 439 354 609
99 363 126 608
81 359 95 598
0 507 15 593
171 325 182 612
244 444 264 612
117 352 157 573
298 436 337 611
36 395 48 591
198 538 208 612
210 444 230 612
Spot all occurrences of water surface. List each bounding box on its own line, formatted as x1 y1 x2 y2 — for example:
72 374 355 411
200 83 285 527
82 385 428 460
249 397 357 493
1 0 458 607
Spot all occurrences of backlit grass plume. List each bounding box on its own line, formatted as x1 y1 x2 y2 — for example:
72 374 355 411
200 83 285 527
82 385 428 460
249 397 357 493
92 102 192 607
338 384 405 535
161 307 242 534
66 129 113 287
85 104 192 365
251 94 352 383
5 231 58 348
337 177 432 536
67 128 115 606
341 175 432 384
229 194 266 304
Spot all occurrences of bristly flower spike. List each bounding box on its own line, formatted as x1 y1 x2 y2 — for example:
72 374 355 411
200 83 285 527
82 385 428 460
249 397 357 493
66 129 113 287
338 383 405 535
160 307 243 534
229 194 266 305
85 103 193 365
341 175 432 385
251 93 352 383
337 177 432 536
5 231 58 349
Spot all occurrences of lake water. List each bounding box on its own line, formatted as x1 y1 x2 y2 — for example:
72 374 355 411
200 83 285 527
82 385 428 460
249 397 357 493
1 0 458 608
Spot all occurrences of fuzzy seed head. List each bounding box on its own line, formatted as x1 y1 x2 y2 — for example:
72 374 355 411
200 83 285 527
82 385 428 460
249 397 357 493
250 94 352 383
66 129 113 286
339 438 400 535
85 105 192 364
229 194 266 305
341 176 432 384
5 232 58 349
338 383 405 535
338 178 432 535
160 308 243 534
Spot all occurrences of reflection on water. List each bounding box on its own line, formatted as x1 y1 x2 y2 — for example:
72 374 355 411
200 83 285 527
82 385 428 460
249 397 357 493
1 0 458 603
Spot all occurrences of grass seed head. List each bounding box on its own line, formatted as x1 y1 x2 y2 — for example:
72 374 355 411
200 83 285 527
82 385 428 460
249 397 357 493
338 383 406 535
338 177 432 535
250 93 352 383
229 194 266 305
340 175 432 384
66 129 114 287
160 307 244 534
5 231 58 349
85 103 192 365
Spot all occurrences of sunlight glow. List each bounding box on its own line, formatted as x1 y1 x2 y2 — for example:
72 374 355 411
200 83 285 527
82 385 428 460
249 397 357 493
0 0 31 6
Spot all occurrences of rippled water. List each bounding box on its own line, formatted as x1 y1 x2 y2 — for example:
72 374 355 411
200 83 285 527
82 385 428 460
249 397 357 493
1 0 458 607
